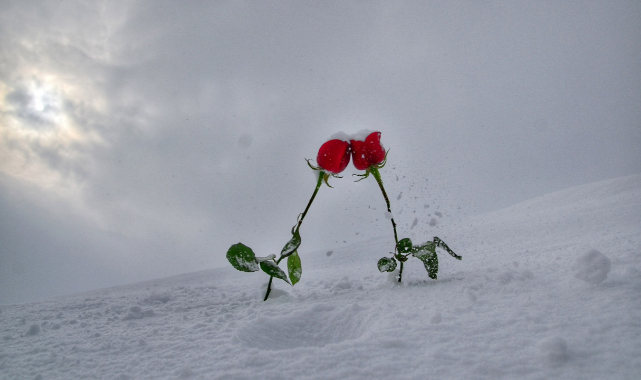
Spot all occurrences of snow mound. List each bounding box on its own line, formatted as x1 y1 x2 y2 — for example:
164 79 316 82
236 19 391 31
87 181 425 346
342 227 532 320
572 249 611 285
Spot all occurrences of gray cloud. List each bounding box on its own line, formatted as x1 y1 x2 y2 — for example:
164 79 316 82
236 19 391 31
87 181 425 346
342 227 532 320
1 0 640 303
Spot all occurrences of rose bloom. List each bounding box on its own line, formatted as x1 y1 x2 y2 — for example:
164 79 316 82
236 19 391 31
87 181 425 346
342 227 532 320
350 131 385 170
316 139 351 174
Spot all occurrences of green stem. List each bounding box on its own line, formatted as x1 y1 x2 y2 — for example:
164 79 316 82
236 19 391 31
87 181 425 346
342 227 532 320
263 254 285 301
264 277 275 301
295 171 325 234
370 167 403 282
264 172 325 301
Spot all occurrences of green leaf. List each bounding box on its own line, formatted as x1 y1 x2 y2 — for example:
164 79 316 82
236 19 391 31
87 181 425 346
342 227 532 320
434 237 462 260
377 257 397 272
411 241 436 260
397 238 413 254
287 251 302 286
226 243 259 272
260 260 291 285
281 231 302 258
421 252 439 280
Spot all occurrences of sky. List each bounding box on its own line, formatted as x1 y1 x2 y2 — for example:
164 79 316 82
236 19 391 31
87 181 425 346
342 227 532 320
1 0 640 304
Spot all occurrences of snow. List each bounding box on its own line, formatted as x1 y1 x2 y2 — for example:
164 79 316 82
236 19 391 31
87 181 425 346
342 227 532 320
329 129 376 142
236 134 253 149
328 131 354 142
572 249 611 285
1 174 640 379
537 336 570 364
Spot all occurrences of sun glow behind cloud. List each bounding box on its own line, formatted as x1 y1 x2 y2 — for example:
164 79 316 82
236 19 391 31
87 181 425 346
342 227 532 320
0 72 105 196
0 0 132 209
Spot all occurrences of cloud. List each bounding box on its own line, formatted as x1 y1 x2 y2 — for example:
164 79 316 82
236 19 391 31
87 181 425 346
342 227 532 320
0 0 640 303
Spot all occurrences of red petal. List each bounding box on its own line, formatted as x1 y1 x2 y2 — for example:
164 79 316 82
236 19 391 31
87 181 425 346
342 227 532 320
350 131 385 170
350 139 370 170
317 139 351 174
364 132 385 166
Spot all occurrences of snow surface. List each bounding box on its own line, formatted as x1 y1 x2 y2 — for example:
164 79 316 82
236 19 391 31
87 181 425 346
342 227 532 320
1 174 640 380
329 129 377 143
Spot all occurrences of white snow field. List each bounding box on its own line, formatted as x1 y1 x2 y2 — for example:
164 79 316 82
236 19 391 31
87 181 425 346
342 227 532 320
1 174 640 380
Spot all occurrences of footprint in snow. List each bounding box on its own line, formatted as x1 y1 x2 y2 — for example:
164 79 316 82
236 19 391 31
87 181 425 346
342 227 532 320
235 303 367 350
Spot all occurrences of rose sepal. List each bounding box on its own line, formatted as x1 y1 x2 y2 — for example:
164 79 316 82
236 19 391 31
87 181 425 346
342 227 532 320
352 149 389 182
306 158 343 187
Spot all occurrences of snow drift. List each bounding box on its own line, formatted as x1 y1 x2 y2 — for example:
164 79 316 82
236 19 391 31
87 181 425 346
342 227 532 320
1 174 640 379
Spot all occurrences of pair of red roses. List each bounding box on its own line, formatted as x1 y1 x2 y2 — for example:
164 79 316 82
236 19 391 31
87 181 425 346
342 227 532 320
227 129 461 300
316 131 386 174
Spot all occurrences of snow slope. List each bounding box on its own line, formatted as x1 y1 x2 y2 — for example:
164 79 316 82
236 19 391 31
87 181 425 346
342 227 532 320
1 174 640 380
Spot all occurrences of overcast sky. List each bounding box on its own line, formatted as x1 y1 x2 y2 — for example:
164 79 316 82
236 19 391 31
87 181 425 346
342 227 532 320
1 0 640 304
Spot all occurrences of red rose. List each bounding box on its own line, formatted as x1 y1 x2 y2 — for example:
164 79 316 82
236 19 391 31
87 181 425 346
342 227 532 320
316 139 351 174
350 131 386 170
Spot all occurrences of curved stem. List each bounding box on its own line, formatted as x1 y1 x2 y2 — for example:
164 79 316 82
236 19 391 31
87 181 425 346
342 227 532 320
264 172 325 301
370 167 403 282
295 171 325 234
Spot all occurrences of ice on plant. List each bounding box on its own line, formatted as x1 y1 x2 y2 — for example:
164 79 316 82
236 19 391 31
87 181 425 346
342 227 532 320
384 211 394 220
237 257 259 271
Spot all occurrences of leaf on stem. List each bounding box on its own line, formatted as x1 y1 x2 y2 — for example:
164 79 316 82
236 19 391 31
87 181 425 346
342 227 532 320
398 238 413 254
410 241 439 279
287 251 302 285
260 260 291 285
226 243 260 272
377 257 397 272
421 252 439 280
410 241 436 261
434 237 462 260
281 231 302 258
